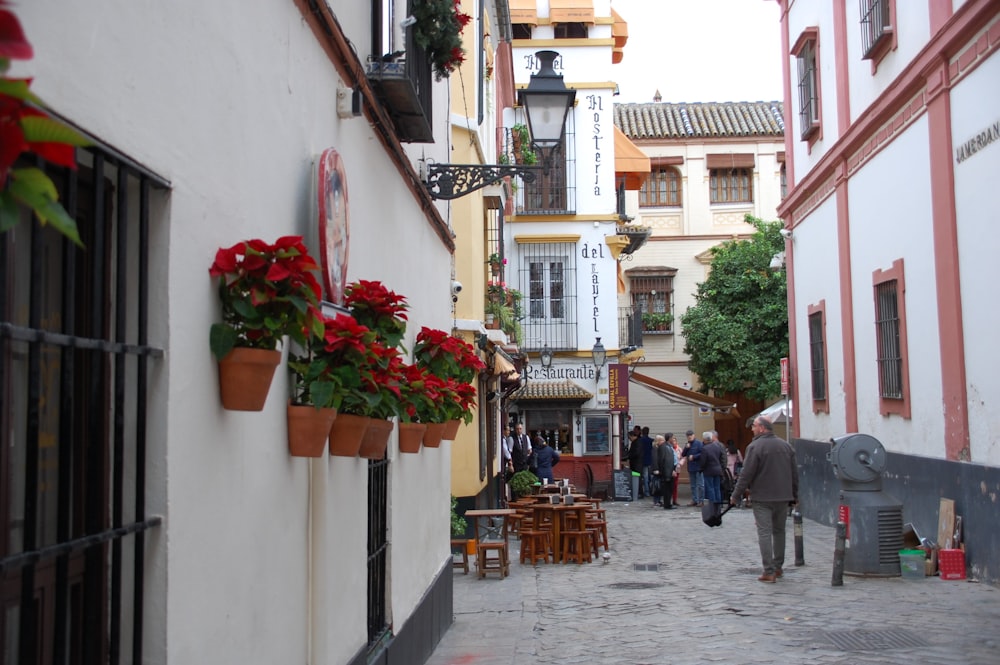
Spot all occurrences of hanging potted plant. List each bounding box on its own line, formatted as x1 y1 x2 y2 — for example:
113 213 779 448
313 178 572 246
487 252 504 277
397 362 437 454
411 0 472 81
342 280 408 459
208 236 324 411
413 327 485 444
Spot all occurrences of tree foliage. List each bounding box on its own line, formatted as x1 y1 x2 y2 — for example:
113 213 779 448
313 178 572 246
680 215 788 401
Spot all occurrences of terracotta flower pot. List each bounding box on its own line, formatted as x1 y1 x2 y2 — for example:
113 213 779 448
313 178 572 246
398 422 426 454
422 422 447 449
217 347 281 411
359 418 394 459
329 413 369 457
442 419 462 441
287 404 337 457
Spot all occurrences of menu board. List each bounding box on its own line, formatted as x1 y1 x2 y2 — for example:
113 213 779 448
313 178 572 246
584 416 610 455
613 469 633 501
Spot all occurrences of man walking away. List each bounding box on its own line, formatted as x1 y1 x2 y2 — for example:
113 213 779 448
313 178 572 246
700 431 725 506
730 416 799 583
681 430 704 506
652 435 676 509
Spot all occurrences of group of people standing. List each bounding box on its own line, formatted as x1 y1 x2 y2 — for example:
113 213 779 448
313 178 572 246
501 423 560 484
678 430 745 507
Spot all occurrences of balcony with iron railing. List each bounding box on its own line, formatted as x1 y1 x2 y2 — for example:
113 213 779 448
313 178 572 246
366 26 434 143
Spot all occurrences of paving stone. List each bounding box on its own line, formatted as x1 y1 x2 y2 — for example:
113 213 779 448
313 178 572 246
427 491 1000 665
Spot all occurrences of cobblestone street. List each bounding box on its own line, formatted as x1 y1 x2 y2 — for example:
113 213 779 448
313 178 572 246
427 491 1000 665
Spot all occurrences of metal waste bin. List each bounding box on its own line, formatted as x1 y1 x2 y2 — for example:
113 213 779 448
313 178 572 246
827 434 903 576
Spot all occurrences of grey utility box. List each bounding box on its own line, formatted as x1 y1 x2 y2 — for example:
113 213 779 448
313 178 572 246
828 434 903 576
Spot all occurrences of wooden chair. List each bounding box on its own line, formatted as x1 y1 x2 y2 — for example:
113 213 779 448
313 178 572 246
584 464 612 500
560 529 593 564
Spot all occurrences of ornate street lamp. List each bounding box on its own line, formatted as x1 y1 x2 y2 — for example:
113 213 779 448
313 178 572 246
539 344 553 369
424 50 576 199
592 337 607 380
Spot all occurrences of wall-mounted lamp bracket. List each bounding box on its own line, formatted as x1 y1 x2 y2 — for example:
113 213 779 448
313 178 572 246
424 162 540 200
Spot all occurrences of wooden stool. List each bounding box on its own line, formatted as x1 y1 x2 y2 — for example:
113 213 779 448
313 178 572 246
519 529 551 564
586 516 609 551
560 530 592 564
477 541 509 578
450 539 470 574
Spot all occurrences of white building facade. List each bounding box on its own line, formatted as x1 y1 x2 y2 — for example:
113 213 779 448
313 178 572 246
614 100 786 446
777 0 1000 582
1 1 507 663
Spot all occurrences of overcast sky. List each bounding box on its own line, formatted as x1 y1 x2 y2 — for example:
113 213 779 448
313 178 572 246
609 0 784 104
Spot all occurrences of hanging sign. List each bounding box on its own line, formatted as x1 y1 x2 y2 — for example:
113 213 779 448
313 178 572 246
317 148 350 305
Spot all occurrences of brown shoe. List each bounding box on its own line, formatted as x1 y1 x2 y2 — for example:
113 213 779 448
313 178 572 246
775 568 783 578
757 573 777 583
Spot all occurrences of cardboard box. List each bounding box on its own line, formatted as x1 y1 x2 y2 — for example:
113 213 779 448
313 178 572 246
938 548 966 580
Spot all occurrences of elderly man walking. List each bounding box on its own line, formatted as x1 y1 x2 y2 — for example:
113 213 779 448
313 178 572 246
730 416 799 583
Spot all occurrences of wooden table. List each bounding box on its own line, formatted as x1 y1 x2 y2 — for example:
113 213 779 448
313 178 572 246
531 504 590 562
465 509 517 578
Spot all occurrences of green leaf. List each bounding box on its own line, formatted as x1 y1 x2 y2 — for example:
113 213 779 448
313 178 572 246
209 323 237 360
6 168 83 246
0 78 44 105
19 116 91 146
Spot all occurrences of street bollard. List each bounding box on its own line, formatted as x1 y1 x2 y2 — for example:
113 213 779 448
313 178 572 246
832 521 846 586
793 508 804 566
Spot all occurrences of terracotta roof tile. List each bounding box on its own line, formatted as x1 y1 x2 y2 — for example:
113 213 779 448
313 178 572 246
510 380 593 402
614 101 785 140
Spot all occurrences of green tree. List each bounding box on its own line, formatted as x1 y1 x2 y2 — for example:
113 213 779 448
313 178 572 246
680 215 788 401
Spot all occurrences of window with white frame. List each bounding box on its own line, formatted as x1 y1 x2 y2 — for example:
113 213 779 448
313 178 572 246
516 241 577 351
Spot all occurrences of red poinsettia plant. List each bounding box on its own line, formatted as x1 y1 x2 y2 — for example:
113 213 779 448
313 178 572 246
290 280 408 417
208 236 324 360
411 0 472 80
412 327 485 424
0 2 90 245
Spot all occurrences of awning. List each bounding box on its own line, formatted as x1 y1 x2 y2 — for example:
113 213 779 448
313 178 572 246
754 399 793 425
611 8 628 48
614 126 650 190
510 379 593 404
549 0 595 25
508 0 538 25
705 153 756 169
629 372 741 419
493 347 519 378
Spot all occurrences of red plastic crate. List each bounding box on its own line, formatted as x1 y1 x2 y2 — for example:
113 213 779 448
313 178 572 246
938 548 966 580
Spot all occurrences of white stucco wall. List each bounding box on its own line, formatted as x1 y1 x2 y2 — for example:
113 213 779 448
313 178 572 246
14 2 456 663
847 3 931 124
786 1 837 174
847 116 944 458
789 196 844 443
950 50 1000 465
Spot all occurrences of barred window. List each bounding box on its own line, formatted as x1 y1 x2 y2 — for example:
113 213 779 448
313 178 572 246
709 168 753 204
860 0 895 61
808 310 826 401
874 280 902 399
640 167 681 207
630 274 674 333
516 242 577 351
873 259 910 418
792 28 821 142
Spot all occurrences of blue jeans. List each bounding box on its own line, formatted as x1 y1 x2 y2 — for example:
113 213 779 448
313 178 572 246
642 466 653 498
689 471 705 504
704 475 722 504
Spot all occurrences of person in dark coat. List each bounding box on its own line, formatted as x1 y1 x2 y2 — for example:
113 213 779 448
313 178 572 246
681 430 705 506
700 431 726 506
510 423 533 473
639 427 654 499
532 435 560 484
652 434 676 509
730 416 799 583
626 430 642 500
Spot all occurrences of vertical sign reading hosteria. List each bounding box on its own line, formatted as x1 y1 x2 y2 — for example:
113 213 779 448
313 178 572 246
608 363 629 412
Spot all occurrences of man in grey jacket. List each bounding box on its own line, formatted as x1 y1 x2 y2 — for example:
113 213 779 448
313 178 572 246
730 416 799 583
